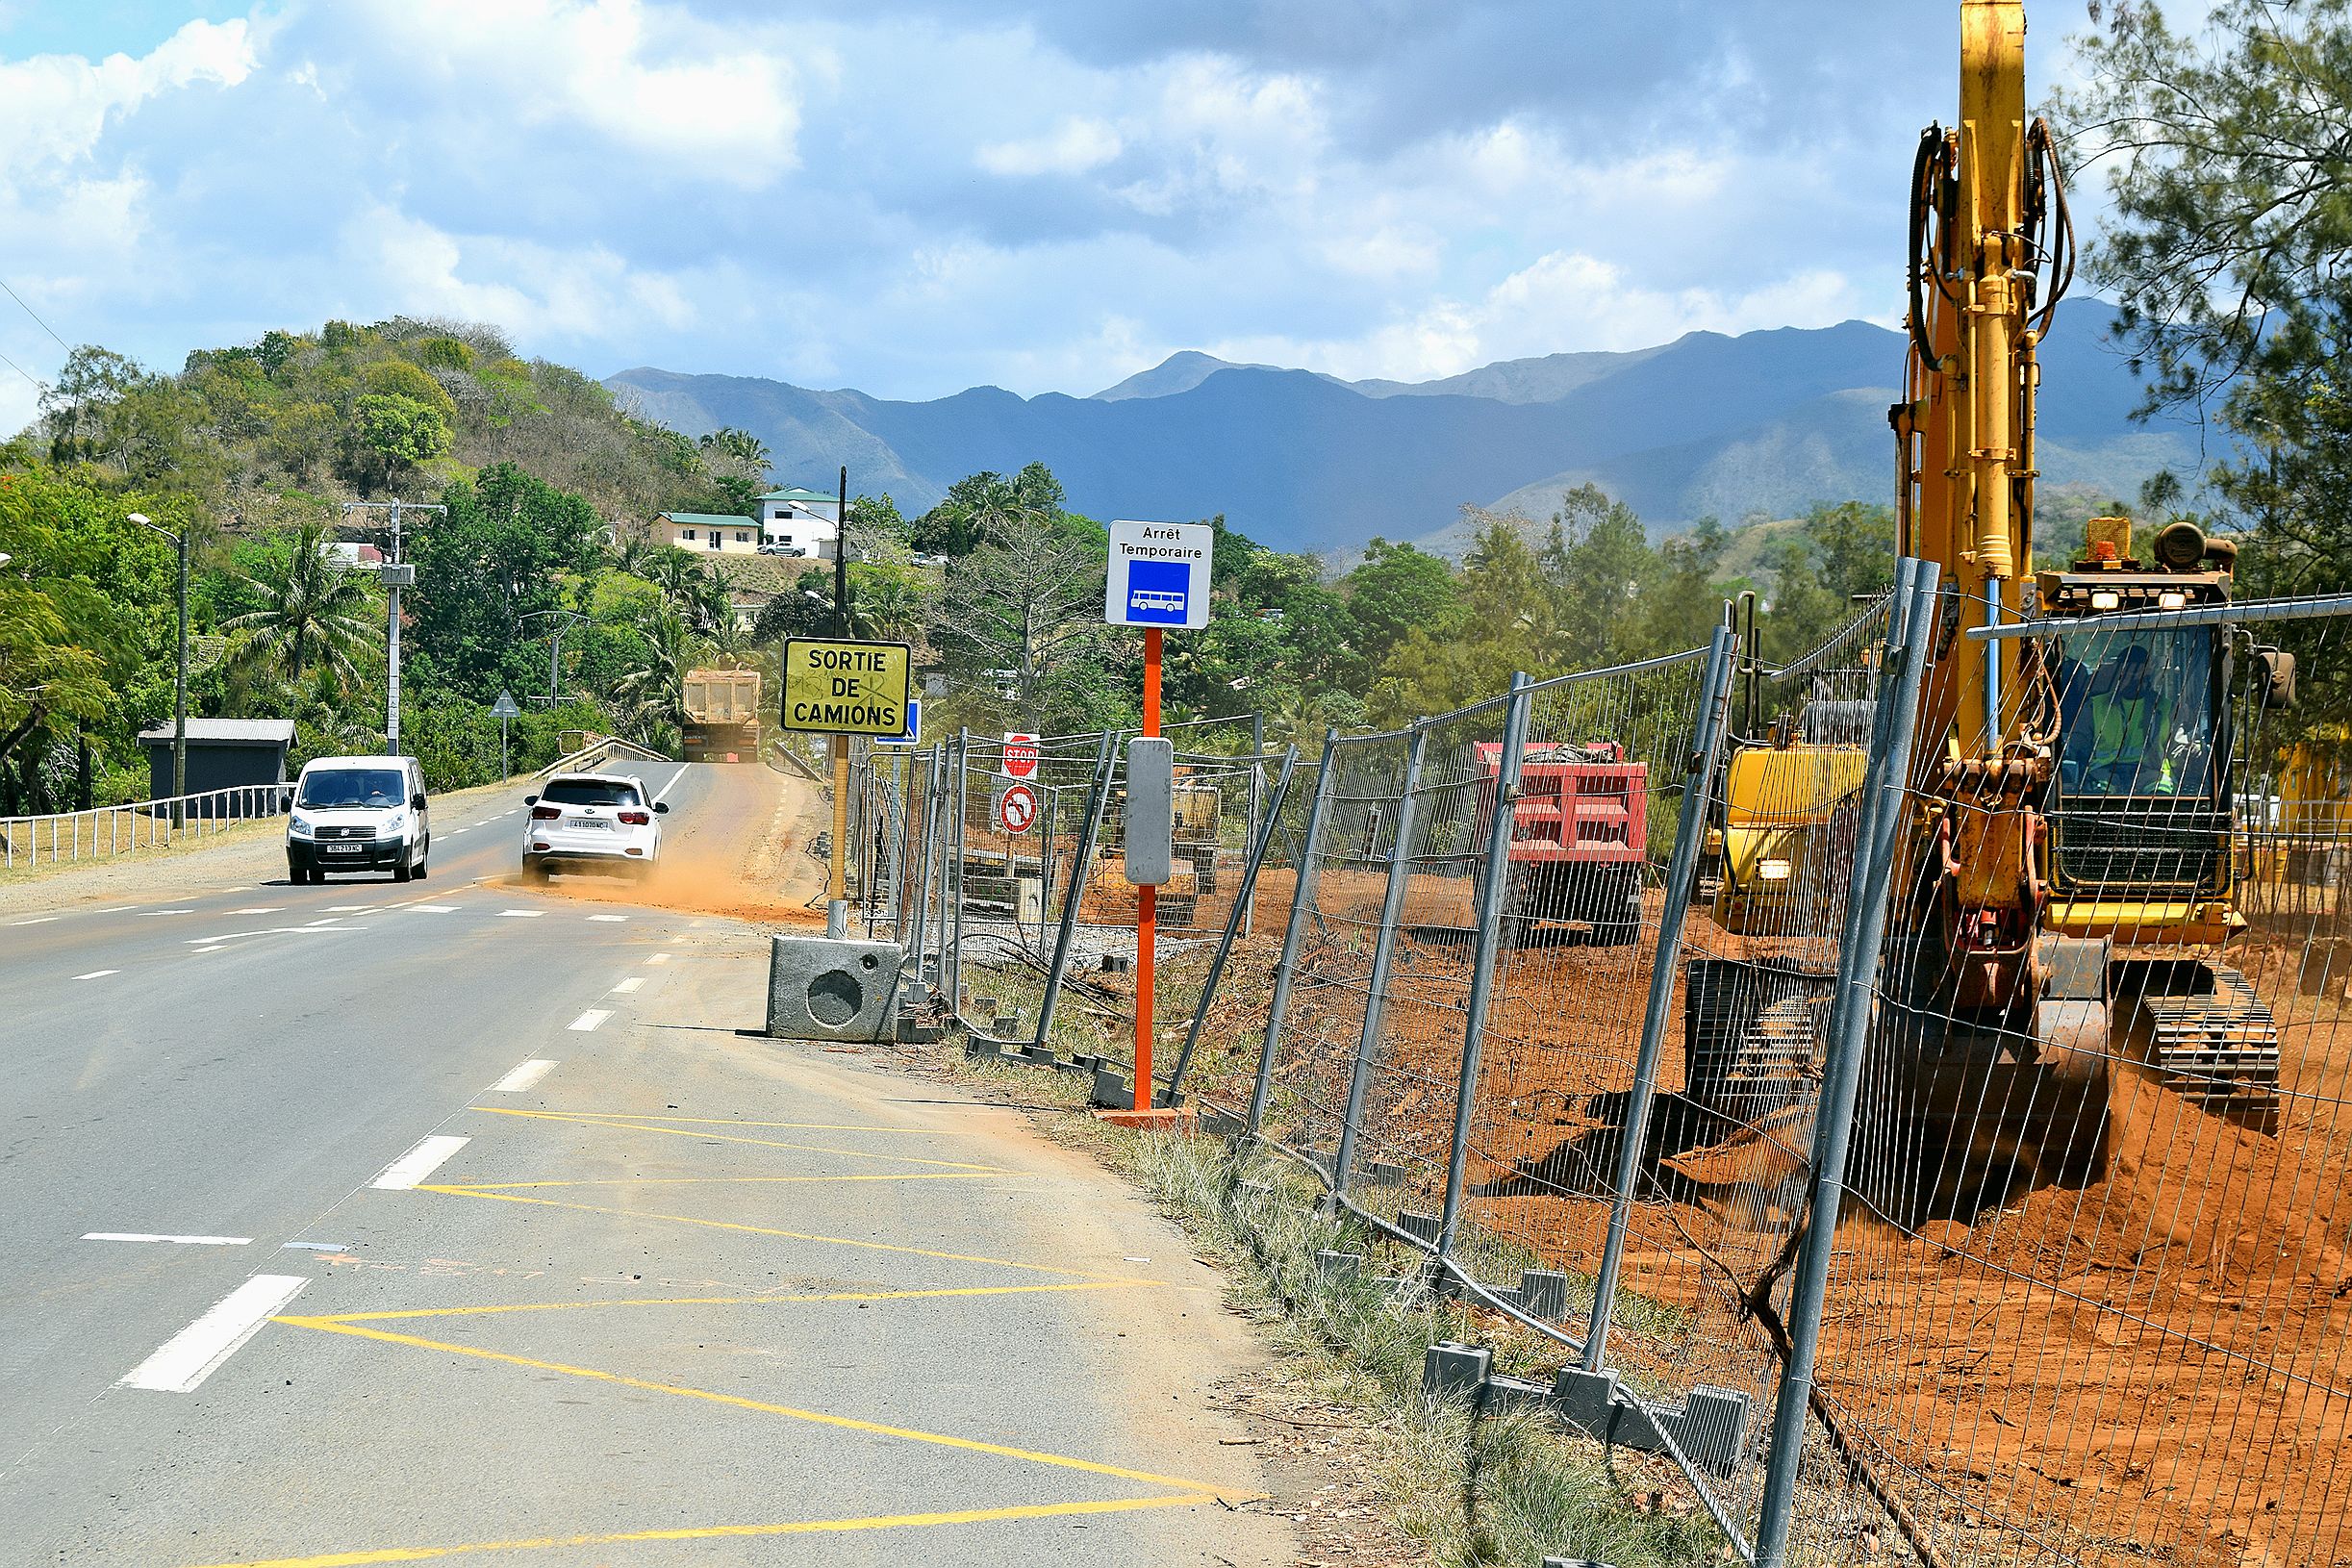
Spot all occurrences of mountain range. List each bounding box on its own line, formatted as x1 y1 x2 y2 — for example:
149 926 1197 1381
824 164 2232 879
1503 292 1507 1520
606 307 2207 557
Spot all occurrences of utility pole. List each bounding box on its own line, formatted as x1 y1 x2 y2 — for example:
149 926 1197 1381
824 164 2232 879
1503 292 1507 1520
519 609 589 706
828 465 851 939
341 500 443 752
130 514 189 826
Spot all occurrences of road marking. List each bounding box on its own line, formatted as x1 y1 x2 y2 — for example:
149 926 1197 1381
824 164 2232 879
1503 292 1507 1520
185 1496 1214 1568
470 1106 996 1170
650 767 690 804
137 909 192 916
275 1318 1238 1495
190 947 227 955
228 906 284 915
97 905 136 913
498 909 543 919
490 1058 558 1093
188 930 271 944
72 969 119 980
567 1009 611 1032
326 904 373 912
118 1275 309 1393
370 1135 470 1191
83 1232 251 1246
412 904 458 913
313 1278 1128 1325
10 916 58 925
647 952 670 964
449 827 470 834
610 976 644 994
587 913 628 922
281 1241 347 1252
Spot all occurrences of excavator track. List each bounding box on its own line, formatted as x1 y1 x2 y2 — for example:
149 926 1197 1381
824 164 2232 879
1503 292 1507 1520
1683 959 1832 1128
2142 967 2281 1131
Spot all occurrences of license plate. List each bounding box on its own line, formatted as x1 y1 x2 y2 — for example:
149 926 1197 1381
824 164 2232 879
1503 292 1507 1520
325 844 364 854
565 817 610 830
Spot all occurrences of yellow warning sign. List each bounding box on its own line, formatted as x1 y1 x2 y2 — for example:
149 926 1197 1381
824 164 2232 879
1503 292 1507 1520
778 638 915 736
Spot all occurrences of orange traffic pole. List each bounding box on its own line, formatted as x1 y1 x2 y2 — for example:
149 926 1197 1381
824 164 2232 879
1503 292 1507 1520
1135 625 1161 1111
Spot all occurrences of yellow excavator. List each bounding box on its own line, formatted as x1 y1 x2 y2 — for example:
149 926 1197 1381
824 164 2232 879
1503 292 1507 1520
1692 0 2291 1205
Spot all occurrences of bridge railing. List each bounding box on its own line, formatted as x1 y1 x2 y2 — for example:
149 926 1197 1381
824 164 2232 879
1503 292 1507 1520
0 782 296 871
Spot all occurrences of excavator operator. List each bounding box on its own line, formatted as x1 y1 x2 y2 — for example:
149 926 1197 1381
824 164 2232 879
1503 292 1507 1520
2058 641 2210 797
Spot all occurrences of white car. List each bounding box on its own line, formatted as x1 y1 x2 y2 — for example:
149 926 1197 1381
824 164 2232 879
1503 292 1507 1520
522 771 667 880
287 754 431 884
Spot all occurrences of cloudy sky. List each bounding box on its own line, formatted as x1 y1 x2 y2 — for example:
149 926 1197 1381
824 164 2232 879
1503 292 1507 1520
0 0 2211 432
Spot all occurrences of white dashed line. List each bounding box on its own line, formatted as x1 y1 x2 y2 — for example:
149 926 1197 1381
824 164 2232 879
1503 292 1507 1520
490 1058 558 1093
498 909 544 919
73 970 119 980
137 909 193 917
587 914 628 923
567 1009 612 1033
412 904 459 913
84 1233 251 1246
370 1135 470 1191
118 1275 310 1393
326 905 375 913
610 976 644 994
97 905 136 913
228 907 284 915
11 916 58 926
647 953 670 964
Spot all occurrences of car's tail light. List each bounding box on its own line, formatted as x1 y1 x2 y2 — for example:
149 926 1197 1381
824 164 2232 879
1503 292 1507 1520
619 810 650 824
532 842 551 851
625 847 645 856
531 805 561 821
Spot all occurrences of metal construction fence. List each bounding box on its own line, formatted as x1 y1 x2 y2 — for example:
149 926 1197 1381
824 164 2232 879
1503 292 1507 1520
1 781 295 870
849 573 2352 1566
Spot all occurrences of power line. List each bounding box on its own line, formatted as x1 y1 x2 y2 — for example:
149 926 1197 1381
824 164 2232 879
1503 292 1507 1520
0 274 70 353
0 344 41 390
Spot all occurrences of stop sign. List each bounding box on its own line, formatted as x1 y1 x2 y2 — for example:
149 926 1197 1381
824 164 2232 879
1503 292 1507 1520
1002 731 1040 780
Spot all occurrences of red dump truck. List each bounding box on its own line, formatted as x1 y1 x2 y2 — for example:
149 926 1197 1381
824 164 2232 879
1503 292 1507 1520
681 669 762 763
1472 740 1650 945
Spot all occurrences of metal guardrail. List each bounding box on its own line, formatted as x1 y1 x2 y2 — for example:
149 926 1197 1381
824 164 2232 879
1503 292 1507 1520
1 782 295 871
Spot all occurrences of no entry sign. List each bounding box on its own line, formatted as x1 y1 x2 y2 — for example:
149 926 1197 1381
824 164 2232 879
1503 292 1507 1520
995 781 1038 834
1002 731 1040 779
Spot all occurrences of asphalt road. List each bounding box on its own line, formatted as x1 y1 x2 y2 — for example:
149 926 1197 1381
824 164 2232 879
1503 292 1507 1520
0 764 1282 1566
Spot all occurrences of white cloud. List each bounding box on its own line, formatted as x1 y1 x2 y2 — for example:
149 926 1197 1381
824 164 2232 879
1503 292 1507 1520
342 203 697 341
337 0 801 181
0 18 255 167
977 116 1122 177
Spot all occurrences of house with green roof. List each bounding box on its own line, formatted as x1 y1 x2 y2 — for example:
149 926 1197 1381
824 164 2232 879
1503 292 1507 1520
658 511 762 555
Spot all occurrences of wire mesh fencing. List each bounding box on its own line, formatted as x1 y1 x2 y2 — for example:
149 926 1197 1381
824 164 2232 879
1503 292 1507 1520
1776 586 2352 1568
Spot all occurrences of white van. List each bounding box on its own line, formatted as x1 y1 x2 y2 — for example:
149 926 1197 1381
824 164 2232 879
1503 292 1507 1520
286 754 431 884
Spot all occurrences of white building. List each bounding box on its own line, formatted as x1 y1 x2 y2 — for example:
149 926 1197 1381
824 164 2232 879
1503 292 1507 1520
757 486 842 559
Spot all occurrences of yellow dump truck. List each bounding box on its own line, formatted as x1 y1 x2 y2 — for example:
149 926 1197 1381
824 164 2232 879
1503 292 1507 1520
681 669 762 763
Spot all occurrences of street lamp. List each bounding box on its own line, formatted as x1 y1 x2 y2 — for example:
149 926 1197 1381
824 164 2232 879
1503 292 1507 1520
131 514 189 827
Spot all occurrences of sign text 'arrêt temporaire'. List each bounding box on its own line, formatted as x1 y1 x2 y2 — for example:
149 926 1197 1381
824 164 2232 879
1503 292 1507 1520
779 638 914 736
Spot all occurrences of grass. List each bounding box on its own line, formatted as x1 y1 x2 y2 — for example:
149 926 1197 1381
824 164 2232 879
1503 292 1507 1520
1109 1127 1728 1568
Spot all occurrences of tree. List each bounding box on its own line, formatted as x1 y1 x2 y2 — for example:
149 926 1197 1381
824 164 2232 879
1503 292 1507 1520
1339 539 1462 687
927 506 1109 727
341 393 450 494
222 518 383 695
2055 0 2352 596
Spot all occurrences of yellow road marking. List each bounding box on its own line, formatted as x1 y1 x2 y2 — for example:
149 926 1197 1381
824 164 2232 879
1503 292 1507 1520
418 1184 1124 1279
444 1172 1014 1191
179 1494 1217 1567
301 1279 1142 1323
547 1111 993 1135
466 1105 999 1172
275 1316 1244 1497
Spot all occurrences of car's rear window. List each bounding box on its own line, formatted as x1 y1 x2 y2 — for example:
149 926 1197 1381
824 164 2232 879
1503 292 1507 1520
299 769 407 808
543 779 643 807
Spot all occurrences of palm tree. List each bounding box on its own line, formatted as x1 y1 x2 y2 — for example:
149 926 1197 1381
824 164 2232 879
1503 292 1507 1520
644 547 709 607
611 603 694 743
847 570 925 643
224 518 381 693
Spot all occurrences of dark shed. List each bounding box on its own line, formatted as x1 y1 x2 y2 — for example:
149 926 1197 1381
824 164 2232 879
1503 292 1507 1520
138 719 297 814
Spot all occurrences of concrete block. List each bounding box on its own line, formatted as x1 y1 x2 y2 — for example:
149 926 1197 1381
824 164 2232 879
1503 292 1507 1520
1100 952 1130 974
1396 1209 1443 1246
1421 1341 1490 1403
1021 1041 1055 1064
1551 1366 1749 1479
1090 1066 1130 1108
994 1015 1025 1040
767 937 905 1044
896 1015 946 1044
1363 1159 1408 1188
1519 1270 1571 1322
1543 1558 1620 1568
1315 1250 1364 1283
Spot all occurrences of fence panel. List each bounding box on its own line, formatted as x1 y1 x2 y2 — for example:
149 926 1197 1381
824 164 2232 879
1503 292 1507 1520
1772 590 2352 1568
